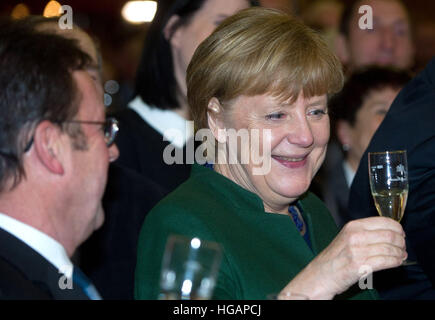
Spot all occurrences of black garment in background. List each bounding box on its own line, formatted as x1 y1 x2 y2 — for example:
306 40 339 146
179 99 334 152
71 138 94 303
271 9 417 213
310 141 350 229
79 163 165 300
348 57 435 299
111 107 192 194
320 160 351 229
0 228 89 300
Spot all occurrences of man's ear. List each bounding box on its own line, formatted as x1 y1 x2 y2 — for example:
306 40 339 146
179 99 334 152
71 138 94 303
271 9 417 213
207 97 227 143
163 15 182 48
32 121 65 175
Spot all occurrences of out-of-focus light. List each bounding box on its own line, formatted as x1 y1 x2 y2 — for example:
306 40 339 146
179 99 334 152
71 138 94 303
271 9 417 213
104 93 113 107
104 80 120 95
11 3 30 20
122 1 157 24
191 238 201 249
181 279 192 296
43 1 62 17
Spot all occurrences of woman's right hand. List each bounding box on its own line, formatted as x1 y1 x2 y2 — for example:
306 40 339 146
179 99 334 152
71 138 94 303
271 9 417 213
282 217 407 299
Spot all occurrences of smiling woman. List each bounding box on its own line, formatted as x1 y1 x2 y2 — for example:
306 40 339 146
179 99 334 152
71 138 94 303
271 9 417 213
212 93 330 214
135 7 408 300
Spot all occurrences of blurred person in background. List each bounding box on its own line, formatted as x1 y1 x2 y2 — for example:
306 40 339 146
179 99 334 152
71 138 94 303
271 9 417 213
302 0 343 32
301 0 343 54
314 0 416 206
111 0 258 195
335 0 415 74
318 66 411 228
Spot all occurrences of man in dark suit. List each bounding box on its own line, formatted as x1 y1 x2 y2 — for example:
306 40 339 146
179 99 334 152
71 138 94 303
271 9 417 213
19 16 166 300
348 57 435 299
0 20 119 299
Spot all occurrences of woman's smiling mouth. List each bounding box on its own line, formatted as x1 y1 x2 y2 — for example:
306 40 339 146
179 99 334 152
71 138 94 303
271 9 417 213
272 154 308 168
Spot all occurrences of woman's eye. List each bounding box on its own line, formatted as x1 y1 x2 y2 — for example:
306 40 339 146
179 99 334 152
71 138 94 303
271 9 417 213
308 109 327 117
266 113 285 120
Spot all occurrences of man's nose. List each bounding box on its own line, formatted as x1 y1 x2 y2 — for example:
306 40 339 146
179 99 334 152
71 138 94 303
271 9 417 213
380 27 395 51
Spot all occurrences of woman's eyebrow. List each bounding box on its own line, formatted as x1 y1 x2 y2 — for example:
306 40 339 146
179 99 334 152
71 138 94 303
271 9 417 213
307 99 327 107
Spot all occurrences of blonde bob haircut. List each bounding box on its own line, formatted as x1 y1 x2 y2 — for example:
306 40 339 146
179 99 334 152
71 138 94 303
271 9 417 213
187 7 344 131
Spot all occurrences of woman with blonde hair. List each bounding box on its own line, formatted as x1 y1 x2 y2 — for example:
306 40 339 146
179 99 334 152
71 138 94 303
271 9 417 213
135 7 407 300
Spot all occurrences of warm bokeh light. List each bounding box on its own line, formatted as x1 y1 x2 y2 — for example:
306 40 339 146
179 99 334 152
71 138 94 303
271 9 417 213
43 0 62 18
11 3 30 20
121 1 157 24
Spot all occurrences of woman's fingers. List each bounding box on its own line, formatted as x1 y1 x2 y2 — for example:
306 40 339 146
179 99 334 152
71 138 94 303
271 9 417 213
365 253 407 272
340 218 407 269
365 242 407 259
349 216 405 235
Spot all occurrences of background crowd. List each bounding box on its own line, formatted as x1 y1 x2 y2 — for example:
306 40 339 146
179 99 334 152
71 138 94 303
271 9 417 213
0 0 434 109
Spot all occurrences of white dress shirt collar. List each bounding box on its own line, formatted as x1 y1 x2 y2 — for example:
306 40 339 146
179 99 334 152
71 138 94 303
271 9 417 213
0 213 73 278
128 96 193 149
343 160 356 188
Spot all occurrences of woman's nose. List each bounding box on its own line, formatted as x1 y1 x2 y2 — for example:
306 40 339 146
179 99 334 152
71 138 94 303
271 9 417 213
285 117 314 148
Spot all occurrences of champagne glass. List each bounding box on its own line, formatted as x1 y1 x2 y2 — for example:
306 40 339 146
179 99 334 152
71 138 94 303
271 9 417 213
368 150 415 265
158 234 222 300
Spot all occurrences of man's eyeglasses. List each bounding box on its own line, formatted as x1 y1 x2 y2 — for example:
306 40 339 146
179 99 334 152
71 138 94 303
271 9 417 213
24 117 119 153
65 117 119 147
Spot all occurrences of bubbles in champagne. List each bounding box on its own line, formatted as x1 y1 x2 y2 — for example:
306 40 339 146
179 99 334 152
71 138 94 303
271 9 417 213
372 189 408 222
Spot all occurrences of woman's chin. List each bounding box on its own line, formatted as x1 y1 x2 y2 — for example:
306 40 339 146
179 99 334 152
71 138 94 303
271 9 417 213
269 181 311 201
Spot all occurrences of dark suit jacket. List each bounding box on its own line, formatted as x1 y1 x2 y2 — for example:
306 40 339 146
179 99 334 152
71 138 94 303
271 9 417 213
322 160 351 229
310 141 350 229
0 228 88 300
78 163 166 300
348 57 435 299
111 107 191 194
